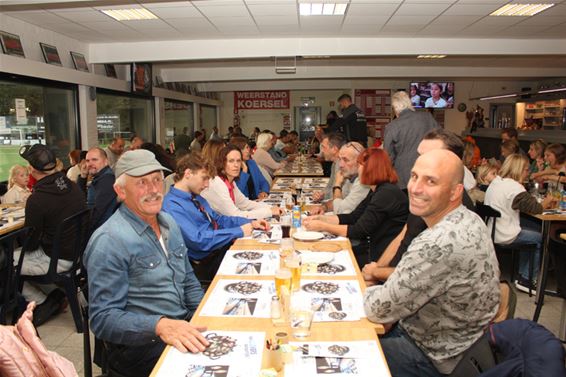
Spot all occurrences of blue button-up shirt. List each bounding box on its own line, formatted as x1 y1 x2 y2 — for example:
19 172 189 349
162 187 250 261
84 204 204 346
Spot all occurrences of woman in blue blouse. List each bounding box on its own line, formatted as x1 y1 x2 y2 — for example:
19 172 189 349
231 136 270 200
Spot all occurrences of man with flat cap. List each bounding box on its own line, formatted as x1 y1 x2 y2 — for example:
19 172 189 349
364 149 500 377
15 144 86 325
84 149 208 377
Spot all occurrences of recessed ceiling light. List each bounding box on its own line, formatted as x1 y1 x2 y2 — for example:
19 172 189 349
490 3 554 16
479 94 518 100
299 2 348 16
101 8 158 21
417 55 447 59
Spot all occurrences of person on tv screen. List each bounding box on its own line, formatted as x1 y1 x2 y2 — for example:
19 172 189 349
443 82 454 106
410 85 421 107
425 83 447 108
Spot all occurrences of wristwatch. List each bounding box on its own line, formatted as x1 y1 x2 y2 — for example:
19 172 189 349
332 186 342 191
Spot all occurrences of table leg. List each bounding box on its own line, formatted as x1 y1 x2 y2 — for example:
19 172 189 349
533 220 550 322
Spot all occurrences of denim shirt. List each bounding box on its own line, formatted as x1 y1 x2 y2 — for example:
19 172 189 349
84 204 204 346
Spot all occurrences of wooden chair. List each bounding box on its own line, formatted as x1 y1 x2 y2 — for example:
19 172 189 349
16 208 91 332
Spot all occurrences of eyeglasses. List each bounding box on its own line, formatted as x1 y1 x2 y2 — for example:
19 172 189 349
345 142 364 154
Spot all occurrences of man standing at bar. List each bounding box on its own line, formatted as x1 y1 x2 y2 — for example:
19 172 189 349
364 149 500 376
332 94 368 147
163 153 269 282
85 150 209 377
383 91 438 190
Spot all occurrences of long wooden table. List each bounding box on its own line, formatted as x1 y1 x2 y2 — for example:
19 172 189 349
0 205 25 237
151 238 389 376
274 157 324 177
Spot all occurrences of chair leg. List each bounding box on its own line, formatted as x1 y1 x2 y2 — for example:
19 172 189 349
510 250 517 283
62 280 83 333
529 248 535 297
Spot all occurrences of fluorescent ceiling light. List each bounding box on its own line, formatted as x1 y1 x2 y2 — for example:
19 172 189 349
490 3 554 16
300 2 348 16
479 94 518 100
417 54 447 59
101 8 158 21
538 87 566 94
323 3 335 15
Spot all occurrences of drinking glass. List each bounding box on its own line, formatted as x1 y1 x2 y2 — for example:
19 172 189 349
290 293 314 338
275 268 292 299
279 238 294 268
285 254 301 292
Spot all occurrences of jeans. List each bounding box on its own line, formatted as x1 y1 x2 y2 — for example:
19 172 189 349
511 228 541 282
106 340 166 377
380 325 444 377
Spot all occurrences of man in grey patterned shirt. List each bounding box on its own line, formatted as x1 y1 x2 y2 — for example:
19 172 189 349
363 149 500 376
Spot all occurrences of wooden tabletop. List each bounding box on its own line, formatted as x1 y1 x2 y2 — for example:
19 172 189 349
151 237 389 376
0 205 25 237
532 212 566 222
274 158 324 177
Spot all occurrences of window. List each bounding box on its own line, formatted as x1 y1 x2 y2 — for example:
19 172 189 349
96 91 154 147
164 99 194 146
200 104 217 137
0 75 78 181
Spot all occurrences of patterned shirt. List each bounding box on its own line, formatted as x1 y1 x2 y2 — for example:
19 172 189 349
363 205 500 374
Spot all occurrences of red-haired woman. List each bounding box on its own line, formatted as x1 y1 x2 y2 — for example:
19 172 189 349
304 148 409 267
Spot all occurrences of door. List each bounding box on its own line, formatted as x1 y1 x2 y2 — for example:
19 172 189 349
294 106 321 142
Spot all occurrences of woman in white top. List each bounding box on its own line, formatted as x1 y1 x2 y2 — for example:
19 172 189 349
252 133 286 177
424 83 447 108
484 154 557 292
2 165 31 204
201 144 282 219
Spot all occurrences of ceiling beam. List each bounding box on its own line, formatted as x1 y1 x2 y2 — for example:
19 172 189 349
89 37 566 64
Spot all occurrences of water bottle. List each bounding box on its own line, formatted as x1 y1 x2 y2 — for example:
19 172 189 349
560 186 566 211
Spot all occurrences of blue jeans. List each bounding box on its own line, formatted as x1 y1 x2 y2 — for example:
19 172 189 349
380 325 444 377
512 228 541 282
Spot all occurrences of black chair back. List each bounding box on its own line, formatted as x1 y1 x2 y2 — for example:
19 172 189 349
475 203 501 242
449 334 497 377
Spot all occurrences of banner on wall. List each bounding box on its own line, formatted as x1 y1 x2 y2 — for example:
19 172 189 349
234 91 290 111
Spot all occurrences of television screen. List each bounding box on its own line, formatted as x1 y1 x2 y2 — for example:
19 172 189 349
409 82 454 109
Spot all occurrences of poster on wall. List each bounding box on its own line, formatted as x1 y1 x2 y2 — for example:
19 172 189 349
15 98 27 125
0 30 25 58
234 91 290 111
131 63 152 95
354 89 391 143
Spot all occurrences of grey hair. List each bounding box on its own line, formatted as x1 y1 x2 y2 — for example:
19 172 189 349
392 91 414 115
256 133 273 150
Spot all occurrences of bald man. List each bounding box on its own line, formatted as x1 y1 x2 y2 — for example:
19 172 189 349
104 137 125 170
363 150 500 377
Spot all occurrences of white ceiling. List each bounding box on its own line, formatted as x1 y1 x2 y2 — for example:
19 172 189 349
1 0 565 87
1 0 566 42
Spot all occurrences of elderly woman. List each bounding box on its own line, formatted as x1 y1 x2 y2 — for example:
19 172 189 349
303 148 408 267
230 136 270 200
531 143 566 185
201 144 282 219
485 153 557 293
252 132 287 177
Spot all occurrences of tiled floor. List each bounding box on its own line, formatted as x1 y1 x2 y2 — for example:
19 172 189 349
35 288 565 377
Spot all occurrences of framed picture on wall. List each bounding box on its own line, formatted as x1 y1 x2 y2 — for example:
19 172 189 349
70 51 89 72
39 42 62 66
131 63 152 95
0 30 25 58
105 64 117 78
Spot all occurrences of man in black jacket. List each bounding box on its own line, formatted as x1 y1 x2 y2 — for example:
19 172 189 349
77 147 117 231
332 94 368 147
15 144 86 324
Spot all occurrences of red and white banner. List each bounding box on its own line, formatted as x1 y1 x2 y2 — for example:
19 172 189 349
234 91 290 111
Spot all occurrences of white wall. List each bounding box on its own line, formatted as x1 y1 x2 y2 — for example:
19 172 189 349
217 79 539 136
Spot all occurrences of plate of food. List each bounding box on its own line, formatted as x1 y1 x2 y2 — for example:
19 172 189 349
293 231 324 241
